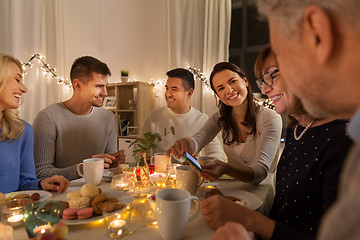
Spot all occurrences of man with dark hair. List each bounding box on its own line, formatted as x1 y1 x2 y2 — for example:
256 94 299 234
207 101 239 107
33 56 125 181
141 68 226 161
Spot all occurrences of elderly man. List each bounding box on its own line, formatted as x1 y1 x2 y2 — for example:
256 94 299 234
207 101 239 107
212 0 360 239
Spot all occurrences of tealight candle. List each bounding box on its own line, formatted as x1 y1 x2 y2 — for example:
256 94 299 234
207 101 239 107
33 224 52 234
7 213 24 223
109 219 126 229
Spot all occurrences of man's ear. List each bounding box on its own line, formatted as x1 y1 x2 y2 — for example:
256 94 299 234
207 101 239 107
72 79 81 89
187 89 194 98
303 5 335 64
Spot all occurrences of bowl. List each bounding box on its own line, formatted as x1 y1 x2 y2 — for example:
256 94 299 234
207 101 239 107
148 194 156 212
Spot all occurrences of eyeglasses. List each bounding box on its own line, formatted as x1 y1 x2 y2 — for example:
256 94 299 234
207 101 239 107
256 68 280 90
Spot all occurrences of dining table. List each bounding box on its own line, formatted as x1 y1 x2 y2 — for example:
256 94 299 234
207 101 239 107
13 173 275 240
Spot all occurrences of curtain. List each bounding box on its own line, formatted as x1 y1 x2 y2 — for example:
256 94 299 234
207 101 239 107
0 0 72 124
164 0 231 115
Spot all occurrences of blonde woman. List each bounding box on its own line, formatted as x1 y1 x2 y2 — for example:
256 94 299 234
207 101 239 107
0 54 69 194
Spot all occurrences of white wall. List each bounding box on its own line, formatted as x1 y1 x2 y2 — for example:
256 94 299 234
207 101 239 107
63 0 167 84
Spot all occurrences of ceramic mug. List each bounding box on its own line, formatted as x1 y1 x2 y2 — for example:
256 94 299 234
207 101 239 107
156 188 200 240
76 158 104 185
150 153 171 173
176 165 204 195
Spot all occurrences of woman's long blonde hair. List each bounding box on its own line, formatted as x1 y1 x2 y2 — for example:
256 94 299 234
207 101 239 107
0 54 24 141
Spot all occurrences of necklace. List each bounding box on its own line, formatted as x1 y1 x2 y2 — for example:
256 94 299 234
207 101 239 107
293 120 314 141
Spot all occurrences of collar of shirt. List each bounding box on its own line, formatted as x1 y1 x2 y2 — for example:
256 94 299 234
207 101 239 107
347 106 360 142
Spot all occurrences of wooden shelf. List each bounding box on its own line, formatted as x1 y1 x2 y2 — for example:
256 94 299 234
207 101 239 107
105 82 155 150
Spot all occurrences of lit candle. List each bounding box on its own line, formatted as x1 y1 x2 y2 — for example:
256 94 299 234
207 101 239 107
33 224 52 234
109 219 126 229
7 213 24 223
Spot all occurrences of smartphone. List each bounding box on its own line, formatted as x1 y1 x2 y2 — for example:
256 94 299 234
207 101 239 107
184 152 203 172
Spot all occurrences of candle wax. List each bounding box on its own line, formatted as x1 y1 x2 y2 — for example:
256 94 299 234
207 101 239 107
7 214 24 223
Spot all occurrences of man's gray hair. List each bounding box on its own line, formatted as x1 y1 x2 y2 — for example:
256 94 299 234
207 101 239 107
257 0 360 36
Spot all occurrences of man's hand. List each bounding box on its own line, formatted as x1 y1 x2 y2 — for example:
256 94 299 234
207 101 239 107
109 150 126 167
40 175 70 193
91 153 116 168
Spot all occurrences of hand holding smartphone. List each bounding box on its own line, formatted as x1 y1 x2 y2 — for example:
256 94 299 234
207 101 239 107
184 152 202 172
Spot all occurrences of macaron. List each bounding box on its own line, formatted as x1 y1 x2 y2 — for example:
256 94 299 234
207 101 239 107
77 207 93 220
62 208 77 220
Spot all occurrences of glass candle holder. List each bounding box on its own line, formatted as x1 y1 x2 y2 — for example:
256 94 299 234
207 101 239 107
166 163 181 188
149 172 167 189
103 203 132 239
23 201 61 238
0 198 33 228
111 173 133 191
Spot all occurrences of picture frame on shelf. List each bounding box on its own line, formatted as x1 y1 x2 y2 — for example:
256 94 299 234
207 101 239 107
103 96 116 109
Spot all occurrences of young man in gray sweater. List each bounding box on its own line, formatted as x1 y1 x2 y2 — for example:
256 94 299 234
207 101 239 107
33 56 125 181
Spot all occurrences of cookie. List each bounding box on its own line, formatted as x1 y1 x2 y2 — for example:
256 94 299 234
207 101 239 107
62 208 77 220
66 190 81 201
0 193 5 204
69 196 91 209
80 184 99 199
77 207 94 220
91 194 107 207
59 201 69 216
13 193 31 200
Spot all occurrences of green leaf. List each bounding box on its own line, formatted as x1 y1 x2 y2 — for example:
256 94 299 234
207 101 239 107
139 138 147 145
164 128 167 136
150 142 158 149
171 126 175 135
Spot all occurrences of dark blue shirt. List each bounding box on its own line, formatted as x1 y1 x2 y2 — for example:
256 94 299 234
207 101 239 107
270 120 352 240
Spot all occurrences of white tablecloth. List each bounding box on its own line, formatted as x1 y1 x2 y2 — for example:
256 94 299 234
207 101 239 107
14 174 274 240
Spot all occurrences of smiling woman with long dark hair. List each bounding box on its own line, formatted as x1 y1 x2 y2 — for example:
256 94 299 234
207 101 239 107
169 62 282 184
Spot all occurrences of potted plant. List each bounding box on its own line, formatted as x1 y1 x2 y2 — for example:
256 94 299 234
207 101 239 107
129 127 175 196
120 70 129 82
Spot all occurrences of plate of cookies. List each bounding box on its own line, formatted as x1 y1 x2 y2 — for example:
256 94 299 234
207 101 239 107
52 183 132 225
197 188 262 210
4 190 52 202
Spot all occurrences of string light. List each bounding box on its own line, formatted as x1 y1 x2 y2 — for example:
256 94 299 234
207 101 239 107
255 97 275 109
23 54 72 88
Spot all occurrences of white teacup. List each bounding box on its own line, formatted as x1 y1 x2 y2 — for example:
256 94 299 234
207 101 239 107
176 165 204 195
76 158 104 185
150 153 171 173
156 188 200 240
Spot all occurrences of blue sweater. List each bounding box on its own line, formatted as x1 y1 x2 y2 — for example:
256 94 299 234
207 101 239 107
0 121 40 193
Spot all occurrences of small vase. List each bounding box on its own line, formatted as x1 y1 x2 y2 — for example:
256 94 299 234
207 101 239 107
132 152 150 198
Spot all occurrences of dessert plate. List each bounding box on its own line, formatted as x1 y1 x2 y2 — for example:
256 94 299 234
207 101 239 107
5 190 52 202
52 189 132 225
197 188 262 210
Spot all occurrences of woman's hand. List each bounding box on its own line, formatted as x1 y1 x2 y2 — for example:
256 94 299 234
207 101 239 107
201 195 254 229
200 160 230 181
166 137 196 159
211 222 251 240
40 175 70 193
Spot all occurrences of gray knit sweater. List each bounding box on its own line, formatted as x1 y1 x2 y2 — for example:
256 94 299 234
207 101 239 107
33 103 117 180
